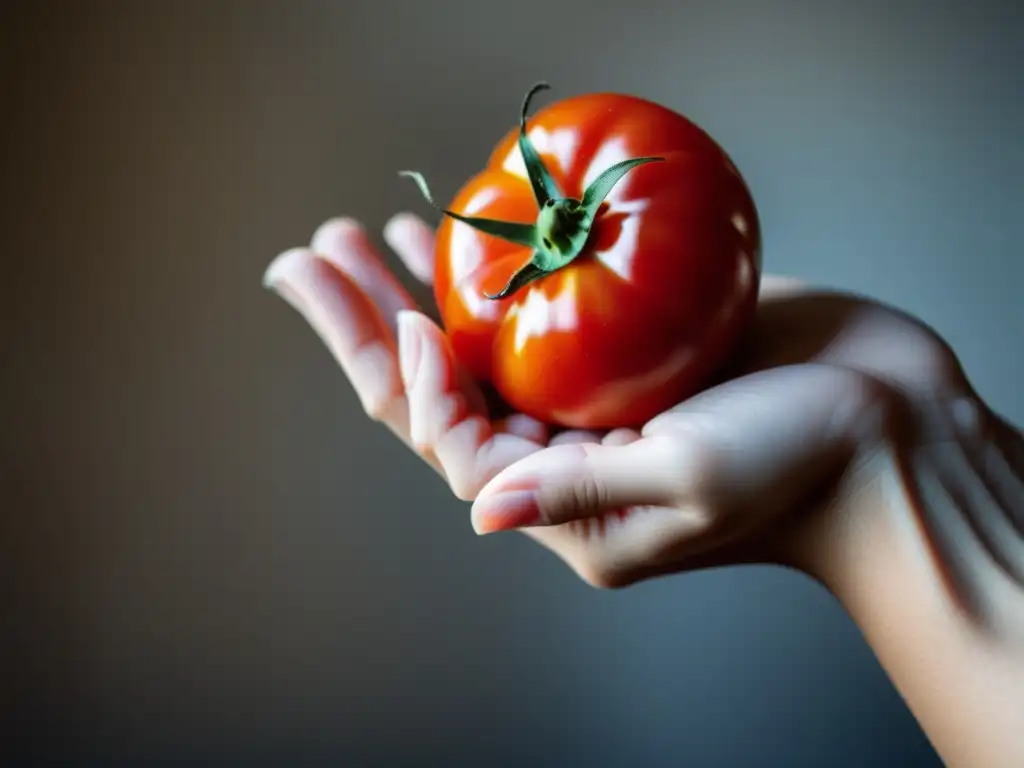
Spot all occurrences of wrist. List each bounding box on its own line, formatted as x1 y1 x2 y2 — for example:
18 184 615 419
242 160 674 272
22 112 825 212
793 390 1024 766
826 393 1024 642
758 378 904 592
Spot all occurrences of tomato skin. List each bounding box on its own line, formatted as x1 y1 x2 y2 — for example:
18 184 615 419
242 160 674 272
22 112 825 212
433 92 761 429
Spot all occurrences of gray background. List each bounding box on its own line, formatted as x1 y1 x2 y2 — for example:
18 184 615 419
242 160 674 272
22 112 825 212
4 0 1021 765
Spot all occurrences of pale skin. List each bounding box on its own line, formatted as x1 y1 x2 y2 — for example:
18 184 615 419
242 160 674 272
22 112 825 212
265 214 1024 767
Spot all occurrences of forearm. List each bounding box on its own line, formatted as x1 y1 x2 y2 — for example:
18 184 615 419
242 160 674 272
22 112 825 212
821 398 1024 767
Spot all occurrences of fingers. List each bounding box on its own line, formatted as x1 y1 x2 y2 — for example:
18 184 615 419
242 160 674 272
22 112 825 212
495 414 550 444
550 430 603 447
602 428 640 446
384 213 437 285
472 363 889 535
311 218 417 328
399 310 543 500
263 248 409 435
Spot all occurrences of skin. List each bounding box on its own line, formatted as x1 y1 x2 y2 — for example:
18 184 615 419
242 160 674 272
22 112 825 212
265 214 1023 767
405 87 761 430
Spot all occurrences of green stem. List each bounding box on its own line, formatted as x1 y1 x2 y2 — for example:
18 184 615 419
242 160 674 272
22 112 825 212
484 261 548 300
398 171 536 248
517 82 562 207
400 83 665 300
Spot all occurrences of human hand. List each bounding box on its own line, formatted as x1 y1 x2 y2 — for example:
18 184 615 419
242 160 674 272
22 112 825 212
263 214 566 495
470 280 989 587
265 215 1022 768
264 214 973 588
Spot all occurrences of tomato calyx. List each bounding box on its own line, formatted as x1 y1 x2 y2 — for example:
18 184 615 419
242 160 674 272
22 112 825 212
399 82 665 300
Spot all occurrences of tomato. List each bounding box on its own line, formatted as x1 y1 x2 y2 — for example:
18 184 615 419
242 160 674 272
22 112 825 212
401 83 761 429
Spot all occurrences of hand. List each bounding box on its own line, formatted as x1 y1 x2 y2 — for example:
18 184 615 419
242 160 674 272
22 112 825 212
264 214 973 588
265 215 1023 768
263 214 560 493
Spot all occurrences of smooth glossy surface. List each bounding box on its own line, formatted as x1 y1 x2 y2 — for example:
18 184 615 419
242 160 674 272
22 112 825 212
434 93 762 429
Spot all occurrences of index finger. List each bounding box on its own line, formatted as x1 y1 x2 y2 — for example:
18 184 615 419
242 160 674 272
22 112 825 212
264 247 443 476
311 218 417 330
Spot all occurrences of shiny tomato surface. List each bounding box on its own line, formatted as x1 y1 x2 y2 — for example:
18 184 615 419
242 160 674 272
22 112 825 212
432 92 762 429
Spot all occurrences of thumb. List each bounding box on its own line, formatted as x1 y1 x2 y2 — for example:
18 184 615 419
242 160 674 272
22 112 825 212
470 437 690 534
470 363 887 535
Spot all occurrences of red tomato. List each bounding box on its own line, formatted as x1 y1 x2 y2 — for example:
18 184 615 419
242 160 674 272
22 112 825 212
403 84 761 429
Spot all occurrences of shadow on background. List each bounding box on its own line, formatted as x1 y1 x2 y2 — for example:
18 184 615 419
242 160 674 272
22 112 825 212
3 0 1021 765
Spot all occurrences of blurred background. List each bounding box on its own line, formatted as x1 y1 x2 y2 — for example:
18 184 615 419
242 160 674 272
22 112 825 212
4 0 1021 765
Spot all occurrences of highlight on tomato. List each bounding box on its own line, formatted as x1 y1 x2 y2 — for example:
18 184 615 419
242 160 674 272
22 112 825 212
400 83 762 430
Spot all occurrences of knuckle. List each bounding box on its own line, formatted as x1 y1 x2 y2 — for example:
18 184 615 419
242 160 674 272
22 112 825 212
576 561 640 591
352 346 403 422
362 394 392 422
577 473 609 509
449 479 476 502
564 473 611 518
656 431 712 503
930 343 970 392
903 335 965 394
861 313 968 396
434 417 489 502
828 369 903 446
444 461 479 502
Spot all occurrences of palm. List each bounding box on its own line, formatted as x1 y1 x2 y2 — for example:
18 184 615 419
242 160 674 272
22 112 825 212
266 214 965 585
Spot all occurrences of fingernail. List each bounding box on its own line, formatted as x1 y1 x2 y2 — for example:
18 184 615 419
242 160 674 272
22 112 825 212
311 217 362 256
382 213 415 251
262 250 318 325
262 248 304 292
472 490 541 535
383 213 434 284
397 311 423 391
